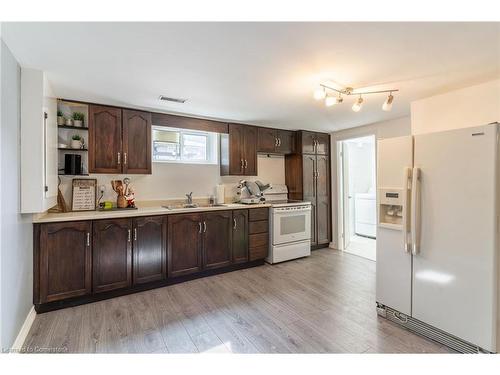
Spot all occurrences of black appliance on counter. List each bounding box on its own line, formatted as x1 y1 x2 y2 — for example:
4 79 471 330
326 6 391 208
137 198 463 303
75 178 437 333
64 154 82 175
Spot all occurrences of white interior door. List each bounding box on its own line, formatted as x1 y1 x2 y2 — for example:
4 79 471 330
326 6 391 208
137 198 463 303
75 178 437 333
412 124 498 351
376 136 413 315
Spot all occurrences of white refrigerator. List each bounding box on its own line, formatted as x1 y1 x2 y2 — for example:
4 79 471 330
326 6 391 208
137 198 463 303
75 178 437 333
376 123 500 353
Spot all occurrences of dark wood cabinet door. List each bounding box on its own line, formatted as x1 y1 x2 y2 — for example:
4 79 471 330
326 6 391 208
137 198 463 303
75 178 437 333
316 155 330 244
308 199 318 245
232 210 249 264
316 196 330 245
243 126 258 175
122 109 152 174
89 105 122 174
302 155 316 198
93 218 132 293
315 133 330 155
167 213 203 277
301 131 317 154
228 123 244 175
276 130 295 154
257 127 277 153
202 211 233 270
132 216 167 285
38 221 92 303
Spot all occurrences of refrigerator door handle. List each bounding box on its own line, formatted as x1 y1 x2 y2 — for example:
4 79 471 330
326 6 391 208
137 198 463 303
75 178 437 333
411 167 421 255
403 167 412 252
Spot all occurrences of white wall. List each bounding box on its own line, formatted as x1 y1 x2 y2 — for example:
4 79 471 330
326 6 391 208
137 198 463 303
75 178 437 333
411 79 500 135
0 39 33 350
59 154 285 205
330 116 411 249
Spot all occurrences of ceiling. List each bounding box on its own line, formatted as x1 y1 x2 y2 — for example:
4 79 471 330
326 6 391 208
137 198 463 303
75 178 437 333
2 22 499 132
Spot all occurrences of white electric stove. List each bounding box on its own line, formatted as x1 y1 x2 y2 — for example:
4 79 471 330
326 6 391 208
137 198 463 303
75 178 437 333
262 185 312 264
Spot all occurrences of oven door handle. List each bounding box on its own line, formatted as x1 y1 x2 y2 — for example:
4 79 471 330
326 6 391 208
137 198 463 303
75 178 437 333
273 207 312 214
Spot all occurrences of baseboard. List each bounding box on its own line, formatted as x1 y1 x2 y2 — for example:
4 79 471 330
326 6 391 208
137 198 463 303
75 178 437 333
10 306 36 352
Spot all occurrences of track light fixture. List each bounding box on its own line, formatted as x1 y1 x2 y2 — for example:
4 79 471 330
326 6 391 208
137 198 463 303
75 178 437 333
314 84 398 112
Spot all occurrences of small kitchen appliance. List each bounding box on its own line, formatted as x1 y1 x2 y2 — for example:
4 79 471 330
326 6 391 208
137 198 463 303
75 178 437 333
236 180 268 204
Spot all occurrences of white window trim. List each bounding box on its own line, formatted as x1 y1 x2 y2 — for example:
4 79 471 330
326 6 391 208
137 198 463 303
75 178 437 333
152 126 218 165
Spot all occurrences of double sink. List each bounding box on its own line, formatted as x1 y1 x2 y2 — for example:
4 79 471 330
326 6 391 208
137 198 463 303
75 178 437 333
162 203 228 211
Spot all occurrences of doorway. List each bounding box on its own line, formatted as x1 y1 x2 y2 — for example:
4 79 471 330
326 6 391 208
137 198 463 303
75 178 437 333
338 135 376 261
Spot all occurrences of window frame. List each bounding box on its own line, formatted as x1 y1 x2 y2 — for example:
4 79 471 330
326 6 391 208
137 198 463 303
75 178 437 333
152 125 218 165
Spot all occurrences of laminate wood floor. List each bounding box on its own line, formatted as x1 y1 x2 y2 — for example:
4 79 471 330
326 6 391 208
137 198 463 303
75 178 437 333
23 249 453 353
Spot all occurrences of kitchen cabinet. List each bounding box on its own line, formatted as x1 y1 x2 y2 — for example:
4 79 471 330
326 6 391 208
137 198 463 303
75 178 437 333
232 210 249 264
33 208 270 312
298 131 330 155
89 105 151 174
220 123 257 176
132 216 167 285
167 213 203 277
93 218 132 293
123 109 152 174
257 128 295 154
20 68 58 213
248 207 269 261
285 133 331 247
36 221 92 303
203 211 233 270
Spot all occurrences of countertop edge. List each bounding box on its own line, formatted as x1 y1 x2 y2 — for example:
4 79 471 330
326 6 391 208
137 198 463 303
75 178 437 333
33 204 272 224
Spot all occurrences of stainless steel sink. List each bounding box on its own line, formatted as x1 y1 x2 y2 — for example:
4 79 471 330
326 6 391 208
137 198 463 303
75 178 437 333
162 203 227 210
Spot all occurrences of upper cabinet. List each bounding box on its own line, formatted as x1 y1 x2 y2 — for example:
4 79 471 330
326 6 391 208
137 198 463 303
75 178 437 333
89 105 151 174
220 123 257 176
20 68 58 213
298 131 330 155
257 128 295 154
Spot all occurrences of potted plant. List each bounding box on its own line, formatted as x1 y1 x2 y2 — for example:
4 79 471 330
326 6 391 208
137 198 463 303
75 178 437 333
72 112 85 127
71 134 82 149
57 110 65 126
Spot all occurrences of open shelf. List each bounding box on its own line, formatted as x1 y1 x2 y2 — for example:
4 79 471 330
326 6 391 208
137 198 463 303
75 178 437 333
58 125 88 131
58 173 90 176
58 148 88 151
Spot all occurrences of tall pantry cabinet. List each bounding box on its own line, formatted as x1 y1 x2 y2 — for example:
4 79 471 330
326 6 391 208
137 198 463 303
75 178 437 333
285 131 331 247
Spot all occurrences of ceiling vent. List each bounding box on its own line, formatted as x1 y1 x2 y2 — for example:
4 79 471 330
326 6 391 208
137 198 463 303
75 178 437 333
158 95 187 104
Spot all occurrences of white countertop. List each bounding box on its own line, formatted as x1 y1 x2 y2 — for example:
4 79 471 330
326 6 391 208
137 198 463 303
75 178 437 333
33 203 271 223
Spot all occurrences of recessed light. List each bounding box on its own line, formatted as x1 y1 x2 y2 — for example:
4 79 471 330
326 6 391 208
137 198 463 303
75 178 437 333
158 95 187 104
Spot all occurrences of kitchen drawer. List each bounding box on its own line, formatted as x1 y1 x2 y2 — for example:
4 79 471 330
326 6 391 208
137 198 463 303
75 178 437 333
249 232 268 248
249 245 268 261
249 220 268 234
249 208 269 221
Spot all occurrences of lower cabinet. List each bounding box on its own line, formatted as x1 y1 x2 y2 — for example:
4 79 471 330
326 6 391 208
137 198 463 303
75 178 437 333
167 213 203 277
133 216 167 285
232 210 249 264
34 208 269 310
93 218 132 293
37 221 92 303
203 211 233 270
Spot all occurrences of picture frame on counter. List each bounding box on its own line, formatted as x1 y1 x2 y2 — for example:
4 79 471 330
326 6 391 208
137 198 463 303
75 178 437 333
71 178 97 211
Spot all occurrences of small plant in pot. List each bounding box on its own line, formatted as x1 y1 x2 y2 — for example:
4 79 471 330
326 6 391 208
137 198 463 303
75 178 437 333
72 112 85 127
71 134 82 149
57 110 65 126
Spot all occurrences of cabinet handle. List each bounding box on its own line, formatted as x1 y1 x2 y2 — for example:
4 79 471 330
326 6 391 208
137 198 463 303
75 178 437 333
240 159 244 170
134 228 137 241
127 229 131 242
278 138 281 147
244 159 248 168
117 152 121 165
233 218 237 229
124 152 127 165
86 232 90 247
203 221 207 233
199 222 202 233
274 137 278 147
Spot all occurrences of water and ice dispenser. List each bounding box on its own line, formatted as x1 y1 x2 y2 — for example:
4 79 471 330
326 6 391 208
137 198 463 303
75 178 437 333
378 188 405 228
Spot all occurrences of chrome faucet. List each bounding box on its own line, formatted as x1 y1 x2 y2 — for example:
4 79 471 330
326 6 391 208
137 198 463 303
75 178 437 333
186 192 193 205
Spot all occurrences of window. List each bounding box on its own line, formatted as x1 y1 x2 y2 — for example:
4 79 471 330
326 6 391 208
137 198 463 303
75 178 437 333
152 126 218 164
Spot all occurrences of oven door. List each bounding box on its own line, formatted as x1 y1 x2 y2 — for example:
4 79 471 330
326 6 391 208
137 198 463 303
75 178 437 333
272 205 311 245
